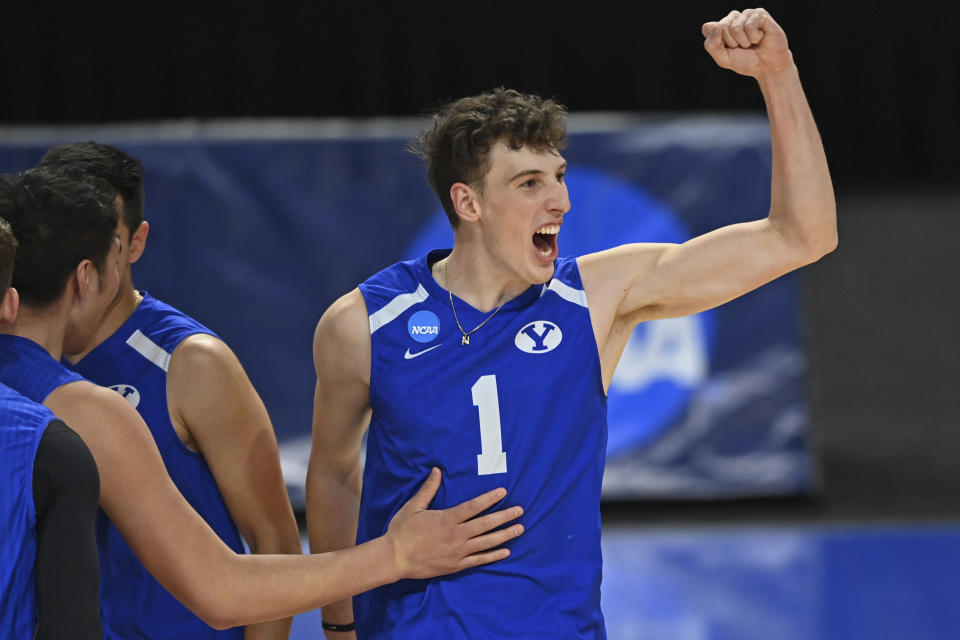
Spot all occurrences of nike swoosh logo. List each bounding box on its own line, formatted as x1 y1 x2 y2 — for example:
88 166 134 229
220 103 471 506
404 343 443 359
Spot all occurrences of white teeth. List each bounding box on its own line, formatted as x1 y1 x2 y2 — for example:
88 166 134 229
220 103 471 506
537 246 552 256
536 224 560 235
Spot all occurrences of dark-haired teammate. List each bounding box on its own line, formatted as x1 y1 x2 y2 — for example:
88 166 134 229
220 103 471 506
307 9 837 639
0 170 525 633
37 141 302 640
0 213 100 639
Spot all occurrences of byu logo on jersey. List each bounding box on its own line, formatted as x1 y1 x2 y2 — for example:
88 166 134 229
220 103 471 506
110 384 141 409
407 310 440 343
515 321 562 354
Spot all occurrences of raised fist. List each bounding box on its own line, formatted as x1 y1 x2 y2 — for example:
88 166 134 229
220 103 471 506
702 8 793 78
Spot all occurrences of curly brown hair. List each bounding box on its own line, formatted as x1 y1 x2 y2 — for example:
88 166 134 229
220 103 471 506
410 88 568 227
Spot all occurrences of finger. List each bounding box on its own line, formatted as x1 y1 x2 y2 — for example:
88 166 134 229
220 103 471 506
405 467 441 512
459 547 511 569
461 523 524 556
743 9 766 44
446 486 508 523
729 14 753 48
702 22 728 67
718 11 741 48
461 505 524 538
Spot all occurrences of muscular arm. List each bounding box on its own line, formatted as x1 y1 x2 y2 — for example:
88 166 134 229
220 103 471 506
167 334 302 640
580 8 837 389
305 289 371 639
33 420 101 640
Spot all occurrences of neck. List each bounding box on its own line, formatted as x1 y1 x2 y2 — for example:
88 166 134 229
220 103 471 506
0 303 68 361
64 282 139 364
438 243 531 313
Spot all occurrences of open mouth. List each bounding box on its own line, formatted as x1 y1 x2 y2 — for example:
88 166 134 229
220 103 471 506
532 223 560 260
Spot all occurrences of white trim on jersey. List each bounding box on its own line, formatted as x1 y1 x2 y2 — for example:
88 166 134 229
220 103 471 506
368 284 429 334
126 330 172 372
542 278 589 308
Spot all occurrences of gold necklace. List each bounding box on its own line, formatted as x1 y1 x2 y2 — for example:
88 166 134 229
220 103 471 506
439 258 505 346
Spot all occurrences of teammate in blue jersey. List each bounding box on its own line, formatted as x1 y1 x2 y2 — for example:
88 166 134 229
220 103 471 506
36 141 302 640
0 215 101 639
0 170 525 634
306 9 838 638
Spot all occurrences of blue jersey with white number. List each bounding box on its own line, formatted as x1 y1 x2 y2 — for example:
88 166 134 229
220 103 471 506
356 251 607 639
64 292 244 640
0 383 55 639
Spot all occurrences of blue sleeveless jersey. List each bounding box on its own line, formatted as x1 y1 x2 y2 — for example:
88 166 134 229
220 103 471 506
356 252 608 639
64 292 245 639
0 334 85 403
0 383 55 639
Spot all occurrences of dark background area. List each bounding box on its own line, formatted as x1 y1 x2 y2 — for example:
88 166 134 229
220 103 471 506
3 1 957 524
3 1 958 188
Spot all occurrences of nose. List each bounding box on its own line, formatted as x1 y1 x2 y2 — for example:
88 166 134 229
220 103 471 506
547 181 570 217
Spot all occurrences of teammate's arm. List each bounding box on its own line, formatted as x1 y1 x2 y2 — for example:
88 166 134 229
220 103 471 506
579 8 837 388
44 381 523 629
33 420 101 639
305 289 370 640
166 334 302 640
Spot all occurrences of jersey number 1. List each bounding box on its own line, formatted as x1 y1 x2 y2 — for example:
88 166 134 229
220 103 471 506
472 375 507 475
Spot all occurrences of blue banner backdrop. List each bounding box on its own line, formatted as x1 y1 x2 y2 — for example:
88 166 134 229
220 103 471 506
0 114 813 503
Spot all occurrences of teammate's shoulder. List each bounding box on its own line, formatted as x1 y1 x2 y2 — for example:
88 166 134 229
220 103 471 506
46 379 135 423
317 288 368 334
169 333 233 371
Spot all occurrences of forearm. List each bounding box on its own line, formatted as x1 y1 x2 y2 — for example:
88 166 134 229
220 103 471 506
105 468 382 630
244 618 292 640
759 63 837 253
241 518 302 639
306 467 363 632
204 537 398 629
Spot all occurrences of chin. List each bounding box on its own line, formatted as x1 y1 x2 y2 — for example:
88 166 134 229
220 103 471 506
529 263 555 285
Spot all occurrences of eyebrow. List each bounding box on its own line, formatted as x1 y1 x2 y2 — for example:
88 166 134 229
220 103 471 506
506 162 567 184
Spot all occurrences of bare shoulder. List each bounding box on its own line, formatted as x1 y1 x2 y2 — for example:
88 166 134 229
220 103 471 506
577 243 675 322
577 243 672 292
47 379 133 422
313 288 371 367
168 333 239 379
45 380 158 464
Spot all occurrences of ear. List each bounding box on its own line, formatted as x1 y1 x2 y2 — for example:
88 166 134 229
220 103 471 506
128 221 149 264
450 182 481 224
73 259 97 301
0 287 19 326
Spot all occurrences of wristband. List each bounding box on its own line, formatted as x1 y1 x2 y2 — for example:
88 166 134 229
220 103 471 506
322 620 356 632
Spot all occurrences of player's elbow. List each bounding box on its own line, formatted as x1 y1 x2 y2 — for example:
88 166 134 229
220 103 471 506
175 570 250 629
187 596 237 631
806 226 838 262
782 218 837 265
186 594 242 630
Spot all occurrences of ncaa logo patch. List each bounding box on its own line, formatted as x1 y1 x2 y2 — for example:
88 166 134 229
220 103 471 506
408 310 440 343
110 384 141 409
515 321 562 354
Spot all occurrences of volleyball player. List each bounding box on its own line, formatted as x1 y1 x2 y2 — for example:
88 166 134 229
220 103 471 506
0 213 101 639
37 141 305 640
306 8 836 638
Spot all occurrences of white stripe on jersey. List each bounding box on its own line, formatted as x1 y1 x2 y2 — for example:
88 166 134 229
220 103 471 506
542 278 588 308
126 330 172 372
368 284 429 334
